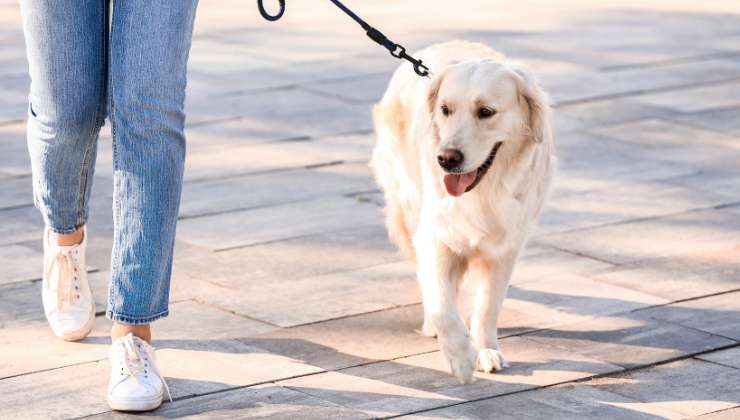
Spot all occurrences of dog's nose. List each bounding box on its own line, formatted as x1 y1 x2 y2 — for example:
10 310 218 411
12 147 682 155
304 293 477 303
437 149 464 171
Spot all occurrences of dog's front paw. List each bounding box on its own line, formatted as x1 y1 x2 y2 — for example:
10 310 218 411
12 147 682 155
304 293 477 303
477 348 509 373
441 339 478 384
419 319 437 337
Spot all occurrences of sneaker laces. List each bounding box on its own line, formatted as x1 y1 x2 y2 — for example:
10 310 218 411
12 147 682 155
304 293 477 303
119 334 173 403
44 248 79 308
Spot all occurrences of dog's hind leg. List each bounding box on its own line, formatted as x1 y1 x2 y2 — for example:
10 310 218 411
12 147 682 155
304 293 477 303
415 232 477 384
468 253 517 373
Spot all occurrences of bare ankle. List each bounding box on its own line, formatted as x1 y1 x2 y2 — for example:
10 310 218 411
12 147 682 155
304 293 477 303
48 226 84 246
111 323 152 343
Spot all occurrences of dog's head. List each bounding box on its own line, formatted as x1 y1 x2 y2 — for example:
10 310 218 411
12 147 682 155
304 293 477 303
427 59 550 197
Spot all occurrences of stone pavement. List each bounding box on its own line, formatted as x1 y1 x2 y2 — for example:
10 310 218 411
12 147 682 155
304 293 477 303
2 0 740 418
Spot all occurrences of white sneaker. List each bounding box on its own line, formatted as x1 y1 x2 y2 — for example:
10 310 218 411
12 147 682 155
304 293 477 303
108 333 172 412
42 227 95 341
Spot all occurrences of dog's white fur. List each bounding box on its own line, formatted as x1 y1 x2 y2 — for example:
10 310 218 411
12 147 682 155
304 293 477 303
371 41 555 383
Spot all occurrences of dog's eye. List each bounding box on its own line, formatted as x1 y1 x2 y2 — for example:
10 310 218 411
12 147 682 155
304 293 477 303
477 107 496 119
441 104 450 116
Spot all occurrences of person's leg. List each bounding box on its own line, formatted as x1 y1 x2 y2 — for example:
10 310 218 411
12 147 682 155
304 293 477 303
21 0 108 340
105 2 198 411
106 0 198 339
21 0 108 234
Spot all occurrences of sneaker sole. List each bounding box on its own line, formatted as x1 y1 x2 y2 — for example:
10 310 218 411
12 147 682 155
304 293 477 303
57 303 96 342
107 393 163 412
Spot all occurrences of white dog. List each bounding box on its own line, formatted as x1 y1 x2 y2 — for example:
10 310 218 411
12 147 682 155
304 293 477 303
371 41 555 383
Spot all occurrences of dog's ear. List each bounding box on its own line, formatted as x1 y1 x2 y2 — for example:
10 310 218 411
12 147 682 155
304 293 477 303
426 69 447 115
510 63 551 144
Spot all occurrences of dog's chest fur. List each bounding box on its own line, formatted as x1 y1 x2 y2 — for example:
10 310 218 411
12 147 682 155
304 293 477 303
429 184 517 257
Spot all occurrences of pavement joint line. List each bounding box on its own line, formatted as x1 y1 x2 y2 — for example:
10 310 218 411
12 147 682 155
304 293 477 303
694 355 740 371
191 297 283 329
554 76 740 108
598 50 740 72
551 170 706 202
693 406 740 420
208 71 387 99
0 172 31 180
296 85 372 105
178 193 353 221
534 199 740 241
632 287 740 313
0 266 100 288
282 301 421 330
177 181 378 221
185 115 242 128
213 222 381 253
540 244 620 266
580 114 739 143
181 159 361 185
0 358 105 383
660 104 740 135
0 203 34 212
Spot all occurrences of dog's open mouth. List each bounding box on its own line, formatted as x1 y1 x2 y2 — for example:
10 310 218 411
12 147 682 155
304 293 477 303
443 142 503 197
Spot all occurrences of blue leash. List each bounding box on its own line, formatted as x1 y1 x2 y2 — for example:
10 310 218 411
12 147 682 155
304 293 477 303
256 0 431 78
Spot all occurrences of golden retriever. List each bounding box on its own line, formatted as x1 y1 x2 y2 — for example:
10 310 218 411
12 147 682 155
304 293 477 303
371 41 555 383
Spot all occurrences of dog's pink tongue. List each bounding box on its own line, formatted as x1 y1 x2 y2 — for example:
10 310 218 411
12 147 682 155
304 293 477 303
443 171 477 197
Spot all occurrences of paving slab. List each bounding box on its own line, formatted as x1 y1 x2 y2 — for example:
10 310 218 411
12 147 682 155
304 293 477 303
404 382 683 420
0 205 42 246
0 359 111 420
278 336 622 418
0 123 32 176
583 118 740 169
556 98 677 131
591 245 740 301
697 347 740 369
696 407 740 420
663 170 740 202
0 280 44 328
525 311 736 369
549 57 740 104
241 304 436 372
0 317 111 379
179 260 419 327
587 359 740 418
632 80 740 113
540 180 730 234
93 129 374 183
172 224 398 291
552 131 695 197
176 195 384 251
0 243 42 284
0 298 275 380
179 162 377 219
0 175 32 210
675 106 740 135
536 207 740 265
503 273 667 331
637 291 740 341
511 247 615 285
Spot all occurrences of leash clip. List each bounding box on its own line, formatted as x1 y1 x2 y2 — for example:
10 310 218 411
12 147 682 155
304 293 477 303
390 45 430 78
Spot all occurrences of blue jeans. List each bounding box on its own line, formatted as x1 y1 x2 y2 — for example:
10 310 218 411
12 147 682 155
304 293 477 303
21 0 199 325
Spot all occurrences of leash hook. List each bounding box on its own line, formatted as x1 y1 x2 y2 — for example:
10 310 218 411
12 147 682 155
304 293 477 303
257 0 285 21
390 45 430 78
